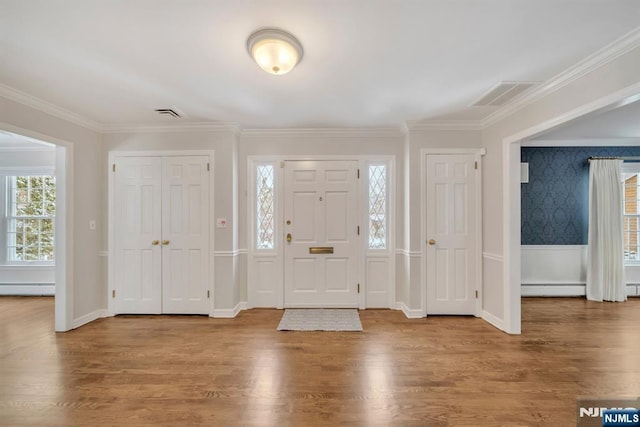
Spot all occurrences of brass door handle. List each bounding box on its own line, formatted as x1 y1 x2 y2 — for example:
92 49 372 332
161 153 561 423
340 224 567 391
162 240 170 245
151 240 159 246
286 233 292 243
428 239 436 246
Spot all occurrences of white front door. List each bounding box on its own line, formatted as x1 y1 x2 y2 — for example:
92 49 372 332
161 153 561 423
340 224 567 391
113 155 210 315
161 156 210 314
284 160 359 307
425 154 478 315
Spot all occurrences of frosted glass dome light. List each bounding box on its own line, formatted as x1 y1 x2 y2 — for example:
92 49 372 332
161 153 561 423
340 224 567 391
247 28 303 75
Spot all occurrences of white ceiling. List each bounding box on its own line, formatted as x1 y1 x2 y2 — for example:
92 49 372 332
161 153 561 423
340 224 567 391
532 99 640 140
1 1 640 128
0 131 55 150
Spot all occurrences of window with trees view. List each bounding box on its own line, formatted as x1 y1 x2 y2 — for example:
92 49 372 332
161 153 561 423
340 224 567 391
6 176 55 262
623 171 640 262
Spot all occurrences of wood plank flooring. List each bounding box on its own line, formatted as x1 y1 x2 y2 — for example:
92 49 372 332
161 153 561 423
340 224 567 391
1 297 639 426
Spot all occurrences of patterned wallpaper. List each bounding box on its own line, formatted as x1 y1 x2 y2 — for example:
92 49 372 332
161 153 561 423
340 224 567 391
521 146 640 245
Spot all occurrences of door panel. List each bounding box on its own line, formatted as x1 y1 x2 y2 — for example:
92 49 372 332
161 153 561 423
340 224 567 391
161 156 210 314
114 157 162 314
284 160 359 307
426 154 477 315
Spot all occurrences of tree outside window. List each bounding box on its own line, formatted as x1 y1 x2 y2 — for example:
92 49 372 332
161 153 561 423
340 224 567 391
7 176 55 262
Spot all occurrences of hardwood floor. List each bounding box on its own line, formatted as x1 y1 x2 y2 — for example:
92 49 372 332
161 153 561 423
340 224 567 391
1 297 639 426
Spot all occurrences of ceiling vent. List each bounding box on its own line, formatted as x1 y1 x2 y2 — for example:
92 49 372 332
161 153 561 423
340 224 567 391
472 81 538 107
154 108 184 118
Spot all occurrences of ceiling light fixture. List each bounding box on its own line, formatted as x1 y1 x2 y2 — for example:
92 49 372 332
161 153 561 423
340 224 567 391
247 28 303 75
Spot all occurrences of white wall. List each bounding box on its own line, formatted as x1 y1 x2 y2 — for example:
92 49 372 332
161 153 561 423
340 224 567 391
0 149 56 292
482 42 640 333
0 95 104 329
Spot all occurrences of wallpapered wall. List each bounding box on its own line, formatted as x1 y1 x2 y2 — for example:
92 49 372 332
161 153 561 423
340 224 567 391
521 146 640 245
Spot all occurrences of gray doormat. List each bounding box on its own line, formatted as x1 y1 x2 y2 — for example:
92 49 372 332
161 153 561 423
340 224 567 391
277 309 363 331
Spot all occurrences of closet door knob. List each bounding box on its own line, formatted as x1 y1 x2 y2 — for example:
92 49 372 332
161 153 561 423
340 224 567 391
151 240 160 246
162 240 170 245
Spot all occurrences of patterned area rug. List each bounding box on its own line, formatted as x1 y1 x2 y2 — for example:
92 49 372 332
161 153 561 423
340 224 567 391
277 309 363 331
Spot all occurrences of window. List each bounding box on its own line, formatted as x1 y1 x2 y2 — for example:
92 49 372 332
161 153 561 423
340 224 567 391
256 165 275 250
623 170 640 262
368 164 387 249
5 175 55 262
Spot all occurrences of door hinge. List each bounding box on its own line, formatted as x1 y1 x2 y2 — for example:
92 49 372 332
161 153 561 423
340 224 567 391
112 290 116 298
207 290 210 299
475 290 478 299
357 283 360 294
112 163 116 172
357 168 360 179
207 163 210 171
474 161 478 170
280 161 285 168
357 225 360 236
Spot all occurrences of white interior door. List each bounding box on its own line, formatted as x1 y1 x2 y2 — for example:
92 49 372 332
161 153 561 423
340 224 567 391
161 156 210 314
426 154 477 315
284 160 359 307
114 157 162 314
113 155 210 315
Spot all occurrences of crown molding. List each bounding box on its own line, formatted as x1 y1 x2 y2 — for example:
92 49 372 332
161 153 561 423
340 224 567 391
100 121 239 134
481 26 640 128
0 84 102 132
240 127 404 139
404 120 483 131
522 138 640 147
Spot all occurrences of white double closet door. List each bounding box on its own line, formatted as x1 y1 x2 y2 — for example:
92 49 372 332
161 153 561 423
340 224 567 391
113 155 210 314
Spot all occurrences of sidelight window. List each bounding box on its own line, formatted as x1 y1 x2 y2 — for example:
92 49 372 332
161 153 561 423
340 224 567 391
256 165 275 250
368 164 387 249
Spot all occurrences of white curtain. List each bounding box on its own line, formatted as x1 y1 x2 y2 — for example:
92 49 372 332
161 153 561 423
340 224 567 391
586 159 626 302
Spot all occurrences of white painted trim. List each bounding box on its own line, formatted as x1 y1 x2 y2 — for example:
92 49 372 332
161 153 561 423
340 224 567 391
521 285 587 297
241 128 403 138
481 310 505 331
101 122 239 134
482 252 504 262
0 285 55 295
405 121 483 131
421 148 485 317
0 146 56 152
108 150 216 316
0 166 56 175
0 84 102 131
214 250 245 257
212 301 247 318
523 138 640 147
396 302 423 319
395 249 422 257
72 309 108 330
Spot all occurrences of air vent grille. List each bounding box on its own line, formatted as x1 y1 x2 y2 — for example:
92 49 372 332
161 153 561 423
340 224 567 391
154 108 183 118
472 82 538 107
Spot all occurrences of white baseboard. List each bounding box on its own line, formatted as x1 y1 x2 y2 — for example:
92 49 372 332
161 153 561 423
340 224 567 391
72 309 108 329
212 301 247 318
482 310 505 331
396 302 423 319
521 284 639 297
0 284 55 295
